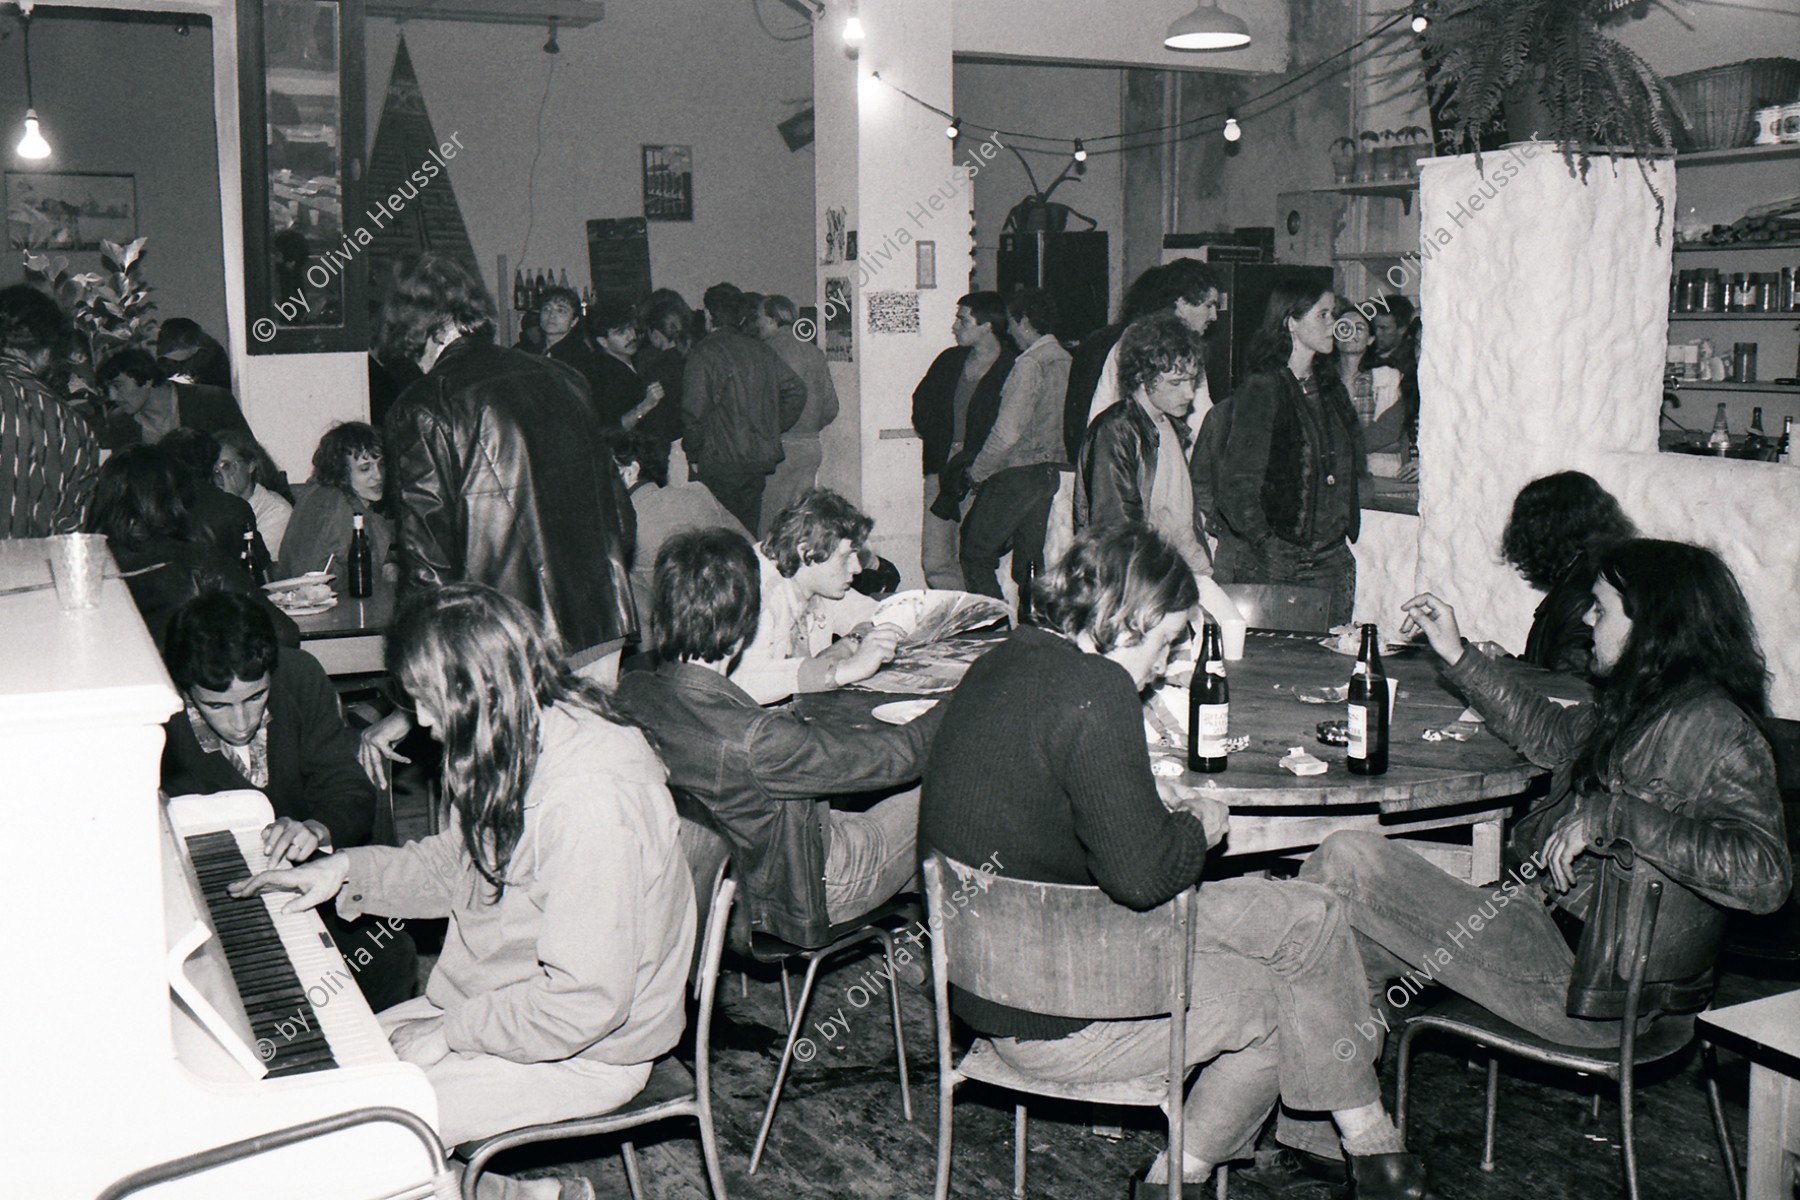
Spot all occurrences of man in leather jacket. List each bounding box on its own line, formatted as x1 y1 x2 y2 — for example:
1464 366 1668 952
375 252 637 679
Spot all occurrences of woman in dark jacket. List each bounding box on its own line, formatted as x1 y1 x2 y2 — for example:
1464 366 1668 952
1200 281 1364 625
1499 471 1636 676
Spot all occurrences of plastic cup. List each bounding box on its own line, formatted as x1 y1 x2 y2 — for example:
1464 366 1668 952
1219 618 1248 662
48 533 108 610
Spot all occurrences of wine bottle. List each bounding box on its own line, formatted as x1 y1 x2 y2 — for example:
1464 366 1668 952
512 269 527 312
558 268 571 290
348 513 373 599
1188 622 1229 773
1346 623 1389 775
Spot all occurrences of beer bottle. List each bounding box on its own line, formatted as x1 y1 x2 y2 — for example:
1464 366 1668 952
1018 559 1038 626
1778 415 1793 466
240 529 263 586
1346 623 1389 775
348 513 373 599
512 269 527 312
1188 622 1229 773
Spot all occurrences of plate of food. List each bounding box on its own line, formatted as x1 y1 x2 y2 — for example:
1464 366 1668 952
265 577 338 615
871 699 940 725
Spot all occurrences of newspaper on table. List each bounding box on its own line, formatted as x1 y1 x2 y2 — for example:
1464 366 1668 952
853 590 1012 693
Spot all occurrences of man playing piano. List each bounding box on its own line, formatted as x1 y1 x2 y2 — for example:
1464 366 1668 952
233 584 695 1200
160 591 418 1013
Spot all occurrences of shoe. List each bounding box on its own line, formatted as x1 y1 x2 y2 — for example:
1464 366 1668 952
1345 1152 1436 1200
1238 1146 1349 1193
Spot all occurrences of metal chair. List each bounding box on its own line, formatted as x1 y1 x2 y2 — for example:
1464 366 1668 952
460 819 737 1200
1214 582 1332 634
745 894 918 1172
924 853 1223 1200
1396 876 1741 1200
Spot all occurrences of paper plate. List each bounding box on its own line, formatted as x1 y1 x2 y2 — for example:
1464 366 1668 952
871 699 939 725
272 598 339 617
263 572 335 591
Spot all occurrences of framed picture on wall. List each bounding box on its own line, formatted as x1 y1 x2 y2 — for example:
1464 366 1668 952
642 145 693 221
5 171 138 254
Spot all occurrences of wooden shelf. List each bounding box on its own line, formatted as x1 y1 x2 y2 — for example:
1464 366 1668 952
1668 381 1800 395
1668 312 1800 321
1675 143 1800 168
1674 241 1800 254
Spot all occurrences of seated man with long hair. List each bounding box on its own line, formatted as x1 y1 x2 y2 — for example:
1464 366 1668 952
1302 540 1788 1055
921 524 1435 1199
1496 471 1637 676
234 584 695 1200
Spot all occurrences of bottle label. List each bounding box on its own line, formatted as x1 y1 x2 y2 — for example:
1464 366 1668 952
1196 704 1229 756
1347 704 1368 757
1205 661 1225 677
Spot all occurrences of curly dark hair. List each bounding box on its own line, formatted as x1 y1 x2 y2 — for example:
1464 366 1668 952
374 251 497 368
1117 311 1207 400
1500 472 1636 591
163 591 279 693
311 422 383 497
1572 539 1769 794
763 488 873 578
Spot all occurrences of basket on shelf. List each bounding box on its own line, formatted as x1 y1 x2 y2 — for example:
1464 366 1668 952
1667 57 1800 151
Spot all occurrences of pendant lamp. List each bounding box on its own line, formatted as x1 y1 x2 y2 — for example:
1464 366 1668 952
1164 1 1252 51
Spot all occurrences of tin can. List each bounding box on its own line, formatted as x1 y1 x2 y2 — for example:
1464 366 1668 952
1733 343 1758 384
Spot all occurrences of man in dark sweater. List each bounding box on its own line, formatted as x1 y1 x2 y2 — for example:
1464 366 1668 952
920 525 1435 1199
160 592 416 1012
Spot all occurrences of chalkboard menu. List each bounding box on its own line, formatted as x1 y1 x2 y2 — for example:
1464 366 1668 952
585 217 653 308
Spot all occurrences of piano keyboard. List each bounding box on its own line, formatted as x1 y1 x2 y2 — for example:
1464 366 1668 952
183 828 396 1077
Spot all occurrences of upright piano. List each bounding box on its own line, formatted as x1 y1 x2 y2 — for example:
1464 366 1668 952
0 540 438 1198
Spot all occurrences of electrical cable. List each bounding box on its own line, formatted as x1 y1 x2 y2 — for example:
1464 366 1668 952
515 49 558 271
752 0 813 43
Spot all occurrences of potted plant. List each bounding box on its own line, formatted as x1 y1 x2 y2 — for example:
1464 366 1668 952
1417 0 1678 176
21 236 156 403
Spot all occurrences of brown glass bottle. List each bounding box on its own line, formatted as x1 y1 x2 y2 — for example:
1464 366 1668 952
347 513 373 599
1188 622 1229 773
1346 623 1389 775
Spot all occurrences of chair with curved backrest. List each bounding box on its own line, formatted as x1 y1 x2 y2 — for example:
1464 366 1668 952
1214 582 1332 634
1395 867 1741 1200
924 853 1220 1200
459 817 736 1200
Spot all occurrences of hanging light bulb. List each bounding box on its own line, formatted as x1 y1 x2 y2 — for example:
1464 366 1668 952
844 1 864 49
17 109 51 160
1223 114 1242 143
1072 139 1088 163
15 6 52 161
1411 13 1429 33
543 16 560 53
946 118 961 140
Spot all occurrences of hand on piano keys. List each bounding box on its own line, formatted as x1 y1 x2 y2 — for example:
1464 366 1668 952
260 816 331 866
229 851 351 915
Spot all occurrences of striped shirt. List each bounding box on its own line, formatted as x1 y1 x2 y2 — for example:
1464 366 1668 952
1 360 101 538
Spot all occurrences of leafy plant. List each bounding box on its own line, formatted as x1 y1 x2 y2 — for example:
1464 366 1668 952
1419 0 1677 174
21 235 156 399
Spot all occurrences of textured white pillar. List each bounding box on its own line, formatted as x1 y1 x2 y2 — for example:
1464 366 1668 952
814 0 961 588
1414 147 1800 716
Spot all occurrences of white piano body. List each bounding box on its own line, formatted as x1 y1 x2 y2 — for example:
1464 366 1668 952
0 540 438 1199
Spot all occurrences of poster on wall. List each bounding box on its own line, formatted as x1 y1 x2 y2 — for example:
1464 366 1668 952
823 276 852 362
5 171 138 255
641 145 693 221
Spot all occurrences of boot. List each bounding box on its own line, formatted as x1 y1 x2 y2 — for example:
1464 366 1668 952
1346 1152 1436 1200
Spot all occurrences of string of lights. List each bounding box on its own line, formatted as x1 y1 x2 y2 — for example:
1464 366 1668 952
871 9 1413 161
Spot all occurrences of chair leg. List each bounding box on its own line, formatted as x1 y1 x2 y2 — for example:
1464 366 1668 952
779 964 794 1026
1619 1063 1641 1200
749 953 829 1174
933 1076 956 1200
1215 1164 1227 1200
620 1141 643 1200
1481 1056 1500 1172
1701 1041 1744 1200
696 1096 730 1200
1013 1104 1028 1200
1396 1024 1418 1141
879 932 913 1121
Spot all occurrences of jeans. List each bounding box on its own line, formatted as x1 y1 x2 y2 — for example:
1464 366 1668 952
695 464 768 534
959 464 1058 601
1276 830 1610 1158
1213 534 1356 627
823 787 921 923
921 475 965 590
992 877 1382 1167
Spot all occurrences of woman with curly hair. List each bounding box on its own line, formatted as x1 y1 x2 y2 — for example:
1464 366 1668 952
1499 471 1636 676
233 583 695 1200
278 421 394 589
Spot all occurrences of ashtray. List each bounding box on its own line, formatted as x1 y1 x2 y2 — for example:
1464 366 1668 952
1316 719 1350 747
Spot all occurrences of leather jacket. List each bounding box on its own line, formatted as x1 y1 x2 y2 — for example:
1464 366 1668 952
1206 367 1363 548
1075 393 1165 531
385 336 637 658
1446 649 1791 1015
615 662 938 948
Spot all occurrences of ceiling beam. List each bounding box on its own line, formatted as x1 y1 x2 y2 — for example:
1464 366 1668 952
364 0 603 27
